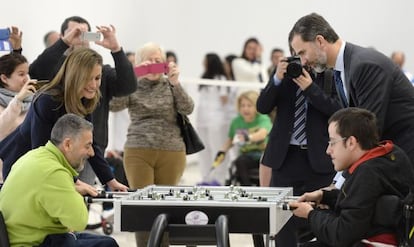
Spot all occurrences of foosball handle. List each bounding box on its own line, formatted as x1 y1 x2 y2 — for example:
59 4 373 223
95 191 113 199
280 203 297 211
84 191 114 203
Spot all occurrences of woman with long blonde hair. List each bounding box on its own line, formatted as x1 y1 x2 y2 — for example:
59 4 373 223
0 47 128 193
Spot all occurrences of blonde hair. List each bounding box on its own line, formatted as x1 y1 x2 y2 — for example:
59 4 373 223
135 42 166 64
37 47 103 116
237 90 259 112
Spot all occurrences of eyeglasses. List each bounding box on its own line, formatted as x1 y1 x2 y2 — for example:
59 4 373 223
328 137 348 147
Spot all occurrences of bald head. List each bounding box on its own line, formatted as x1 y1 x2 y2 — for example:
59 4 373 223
44 31 60 48
391 51 405 69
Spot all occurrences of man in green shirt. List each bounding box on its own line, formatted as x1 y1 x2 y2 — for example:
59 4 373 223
0 113 118 247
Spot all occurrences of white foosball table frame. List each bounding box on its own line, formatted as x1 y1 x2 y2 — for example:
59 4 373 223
110 185 293 246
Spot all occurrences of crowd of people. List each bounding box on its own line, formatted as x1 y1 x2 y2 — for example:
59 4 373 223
0 16 136 247
0 12 413 247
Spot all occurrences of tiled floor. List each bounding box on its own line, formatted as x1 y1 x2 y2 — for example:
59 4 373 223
110 231 254 247
88 162 258 247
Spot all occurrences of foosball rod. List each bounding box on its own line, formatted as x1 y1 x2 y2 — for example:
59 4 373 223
85 197 117 204
105 190 137 195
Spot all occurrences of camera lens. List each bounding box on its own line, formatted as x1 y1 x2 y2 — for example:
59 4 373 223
284 56 303 78
287 63 302 78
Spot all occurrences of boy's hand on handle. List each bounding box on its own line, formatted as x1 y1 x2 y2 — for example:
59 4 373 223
289 201 314 219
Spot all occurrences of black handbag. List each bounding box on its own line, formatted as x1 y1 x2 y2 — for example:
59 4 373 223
176 113 205 154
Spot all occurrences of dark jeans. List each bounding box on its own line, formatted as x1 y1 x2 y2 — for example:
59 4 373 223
38 232 118 247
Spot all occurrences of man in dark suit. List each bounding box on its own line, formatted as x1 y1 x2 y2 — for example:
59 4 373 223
257 57 341 245
288 12 414 165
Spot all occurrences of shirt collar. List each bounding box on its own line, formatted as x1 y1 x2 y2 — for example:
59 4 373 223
334 41 346 73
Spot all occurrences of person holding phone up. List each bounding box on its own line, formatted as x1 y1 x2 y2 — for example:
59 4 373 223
0 26 44 142
109 42 194 247
27 16 137 192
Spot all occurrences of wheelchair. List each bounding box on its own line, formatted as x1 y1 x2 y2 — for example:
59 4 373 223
225 162 260 186
297 194 414 246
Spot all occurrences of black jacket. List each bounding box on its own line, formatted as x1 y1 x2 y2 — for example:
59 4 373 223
309 143 414 246
257 71 341 173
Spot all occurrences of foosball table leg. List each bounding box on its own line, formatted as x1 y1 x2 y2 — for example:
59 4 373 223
215 215 230 247
266 234 276 247
147 214 169 247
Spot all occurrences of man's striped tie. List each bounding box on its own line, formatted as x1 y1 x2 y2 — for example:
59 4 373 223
293 88 306 144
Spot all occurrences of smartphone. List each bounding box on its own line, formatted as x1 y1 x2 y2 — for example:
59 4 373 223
134 63 169 77
81 32 101 42
150 63 169 74
0 28 10 40
0 28 10 51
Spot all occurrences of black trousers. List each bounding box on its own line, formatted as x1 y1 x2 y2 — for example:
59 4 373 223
233 153 259 186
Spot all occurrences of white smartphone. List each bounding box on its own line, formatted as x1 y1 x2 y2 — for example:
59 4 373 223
81 32 101 42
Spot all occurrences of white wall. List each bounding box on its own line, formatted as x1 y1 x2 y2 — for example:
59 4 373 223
3 0 414 76
3 0 414 153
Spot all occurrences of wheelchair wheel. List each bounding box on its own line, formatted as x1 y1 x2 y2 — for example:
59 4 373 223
102 221 113 235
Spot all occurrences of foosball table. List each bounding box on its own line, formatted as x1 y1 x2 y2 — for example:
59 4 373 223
107 185 294 246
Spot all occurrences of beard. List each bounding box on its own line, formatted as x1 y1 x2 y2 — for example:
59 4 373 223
76 164 85 172
312 46 328 73
313 64 327 73
74 159 86 172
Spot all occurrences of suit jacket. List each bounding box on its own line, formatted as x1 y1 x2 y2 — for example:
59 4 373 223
344 43 414 155
257 71 342 173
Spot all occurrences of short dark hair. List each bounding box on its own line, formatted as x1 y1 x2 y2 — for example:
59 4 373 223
60 16 91 35
271 48 284 54
288 13 339 45
51 113 93 146
328 108 379 150
166 51 178 63
0 53 28 87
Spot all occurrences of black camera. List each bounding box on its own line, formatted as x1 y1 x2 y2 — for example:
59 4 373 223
284 56 302 78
